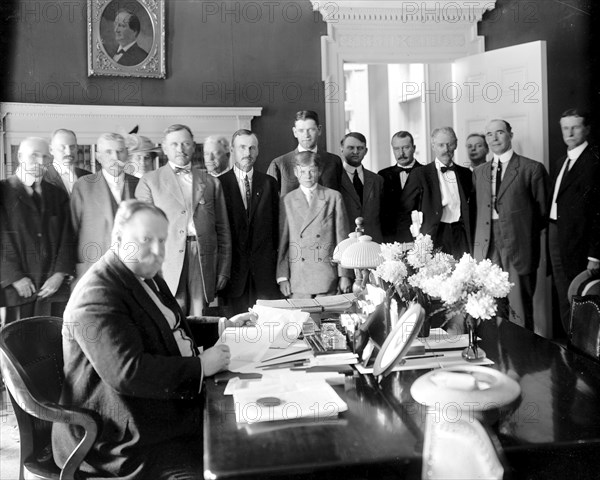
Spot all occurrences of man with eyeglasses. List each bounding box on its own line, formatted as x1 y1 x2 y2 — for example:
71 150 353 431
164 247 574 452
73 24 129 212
378 131 424 242
267 110 343 197
339 132 383 242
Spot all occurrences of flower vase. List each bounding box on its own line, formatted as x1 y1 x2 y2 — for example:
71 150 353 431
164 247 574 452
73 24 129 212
462 315 486 361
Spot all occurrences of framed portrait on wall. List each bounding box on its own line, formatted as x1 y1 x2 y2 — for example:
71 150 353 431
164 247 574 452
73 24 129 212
88 0 165 78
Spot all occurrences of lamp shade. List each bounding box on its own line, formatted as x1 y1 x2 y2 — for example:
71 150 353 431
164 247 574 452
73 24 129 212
340 235 383 269
333 231 360 263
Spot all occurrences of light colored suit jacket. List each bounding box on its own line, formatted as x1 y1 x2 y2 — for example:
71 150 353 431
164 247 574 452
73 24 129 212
277 185 349 296
71 171 138 279
135 165 231 302
473 153 548 274
340 167 384 242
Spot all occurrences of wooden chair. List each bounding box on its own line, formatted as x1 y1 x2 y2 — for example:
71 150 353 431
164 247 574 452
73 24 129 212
0 316 100 480
569 295 600 360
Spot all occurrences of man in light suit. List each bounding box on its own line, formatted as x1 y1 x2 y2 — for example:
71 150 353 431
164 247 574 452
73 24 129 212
112 9 148 66
203 135 231 177
339 132 383 242
44 129 90 195
267 110 343 197
136 124 231 317
466 132 489 169
53 200 253 479
0 137 74 322
548 109 600 334
401 127 473 258
277 152 352 298
473 119 548 330
71 133 138 282
219 130 280 314
378 131 423 242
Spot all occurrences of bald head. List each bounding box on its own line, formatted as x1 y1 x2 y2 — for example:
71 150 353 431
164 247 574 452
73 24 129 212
18 137 51 180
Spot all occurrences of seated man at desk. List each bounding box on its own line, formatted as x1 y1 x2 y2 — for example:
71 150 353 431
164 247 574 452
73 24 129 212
52 200 254 480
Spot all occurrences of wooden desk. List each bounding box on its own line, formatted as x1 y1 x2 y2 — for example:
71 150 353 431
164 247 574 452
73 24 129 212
203 319 600 479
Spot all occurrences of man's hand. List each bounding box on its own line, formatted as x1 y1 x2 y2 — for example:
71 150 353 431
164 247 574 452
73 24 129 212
226 311 258 329
216 275 228 291
587 260 600 273
339 276 353 294
12 277 36 298
37 273 66 299
279 280 291 297
200 344 231 376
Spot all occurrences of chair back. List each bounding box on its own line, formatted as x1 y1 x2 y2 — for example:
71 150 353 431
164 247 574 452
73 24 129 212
569 295 600 360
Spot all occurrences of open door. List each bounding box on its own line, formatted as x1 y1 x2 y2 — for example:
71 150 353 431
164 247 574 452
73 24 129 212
452 40 551 337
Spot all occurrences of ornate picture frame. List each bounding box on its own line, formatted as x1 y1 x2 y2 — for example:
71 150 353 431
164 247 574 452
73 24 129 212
87 0 165 78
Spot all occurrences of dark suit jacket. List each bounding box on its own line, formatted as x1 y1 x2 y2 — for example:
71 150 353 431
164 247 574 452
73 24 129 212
277 185 349 296
340 167 384 242
473 153 548 275
114 42 148 66
550 145 600 280
71 171 139 279
43 165 90 194
0 177 74 307
378 162 424 242
52 251 203 479
219 169 280 299
267 149 343 197
400 162 473 253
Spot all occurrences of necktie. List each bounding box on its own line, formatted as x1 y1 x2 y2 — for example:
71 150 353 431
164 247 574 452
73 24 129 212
561 158 572 185
144 278 178 317
441 164 455 173
174 166 190 175
353 169 363 203
398 166 412 188
244 174 251 216
31 182 42 212
495 161 502 211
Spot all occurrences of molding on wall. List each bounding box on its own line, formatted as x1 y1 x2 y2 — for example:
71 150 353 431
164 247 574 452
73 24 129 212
310 0 496 150
0 103 262 177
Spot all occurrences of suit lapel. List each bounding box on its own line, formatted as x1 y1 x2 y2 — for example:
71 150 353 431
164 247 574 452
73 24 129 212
249 171 264 224
44 165 67 193
497 154 519 201
191 165 206 213
301 185 327 233
362 170 374 203
9 176 39 213
340 172 360 208
162 165 186 206
558 147 591 196
426 164 441 209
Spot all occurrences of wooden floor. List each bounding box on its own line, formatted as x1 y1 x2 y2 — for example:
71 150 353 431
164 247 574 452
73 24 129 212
0 388 20 480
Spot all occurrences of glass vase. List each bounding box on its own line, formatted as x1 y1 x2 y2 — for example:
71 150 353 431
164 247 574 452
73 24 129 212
462 314 486 361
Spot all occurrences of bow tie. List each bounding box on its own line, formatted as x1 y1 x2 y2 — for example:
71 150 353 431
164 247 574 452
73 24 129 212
174 166 191 175
116 49 125 55
397 166 413 173
440 164 455 173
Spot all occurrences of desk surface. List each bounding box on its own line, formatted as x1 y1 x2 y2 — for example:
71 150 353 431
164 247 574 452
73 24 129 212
203 319 600 479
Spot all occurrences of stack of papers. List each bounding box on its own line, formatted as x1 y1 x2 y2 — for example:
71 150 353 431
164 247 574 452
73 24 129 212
256 293 357 313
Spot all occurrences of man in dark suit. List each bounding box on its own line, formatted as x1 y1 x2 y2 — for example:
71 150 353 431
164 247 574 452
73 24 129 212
401 127 472 258
219 129 280 314
0 137 74 323
71 133 139 282
339 132 384 242
378 131 423 242
52 200 254 479
473 119 548 330
267 110 343 197
548 109 600 334
44 129 90 195
112 9 148 66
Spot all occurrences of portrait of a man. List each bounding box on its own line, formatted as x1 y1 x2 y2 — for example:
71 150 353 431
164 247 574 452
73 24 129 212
112 8 148 66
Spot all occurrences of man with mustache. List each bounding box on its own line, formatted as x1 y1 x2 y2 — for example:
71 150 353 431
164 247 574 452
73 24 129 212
136 124 231 317
472 119 548 331
339 132 384 242
70 133 139 282
112 9 148 66
378 131 423 242
401 127 473 258
43 129 90 195
219 129 280 314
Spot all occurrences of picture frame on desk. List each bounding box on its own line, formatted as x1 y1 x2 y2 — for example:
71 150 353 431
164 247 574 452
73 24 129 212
88 0 166 79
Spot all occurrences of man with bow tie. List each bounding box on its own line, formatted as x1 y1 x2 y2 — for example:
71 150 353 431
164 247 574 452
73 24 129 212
339 132 384 242
71 133 139 283
472 119 548 331
401 127 473 258
0 137 74 323
378 131 424 242
548 109 600 335
112 9 148 66
136 124 231 317
219 129 280 314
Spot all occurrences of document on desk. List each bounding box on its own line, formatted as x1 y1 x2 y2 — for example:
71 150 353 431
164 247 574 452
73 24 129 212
232 380 348 424
216 305 309 371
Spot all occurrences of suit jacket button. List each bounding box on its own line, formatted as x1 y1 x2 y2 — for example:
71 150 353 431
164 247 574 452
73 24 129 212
37 233 42 237
316 234 320 238
301 258 305 261
300 234 303 239
182 210 186 214
179 249 184 253
180 230 184 234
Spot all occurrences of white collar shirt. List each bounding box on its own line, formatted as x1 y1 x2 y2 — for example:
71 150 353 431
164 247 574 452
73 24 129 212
550 141 589 220
343 161 364 184
102 169 125 203
491 149 513 220
434 158 461 223
233 164 254 211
